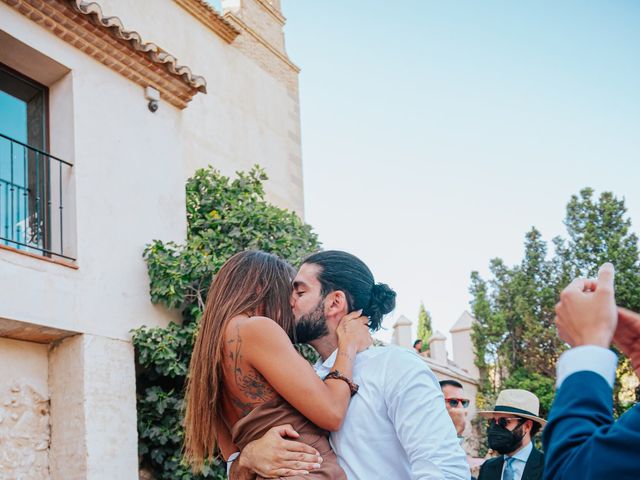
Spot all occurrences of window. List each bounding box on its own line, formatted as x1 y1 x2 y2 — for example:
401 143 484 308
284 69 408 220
0 63 73 260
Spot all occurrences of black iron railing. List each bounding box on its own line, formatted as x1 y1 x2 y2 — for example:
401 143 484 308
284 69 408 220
0 132 75 261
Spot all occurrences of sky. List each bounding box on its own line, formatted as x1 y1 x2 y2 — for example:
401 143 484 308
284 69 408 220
281 1 640 344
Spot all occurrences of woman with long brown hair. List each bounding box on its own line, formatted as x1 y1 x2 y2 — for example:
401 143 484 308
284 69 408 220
183 250 370 479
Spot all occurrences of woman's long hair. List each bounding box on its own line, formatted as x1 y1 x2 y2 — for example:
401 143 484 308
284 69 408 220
183 250 296 470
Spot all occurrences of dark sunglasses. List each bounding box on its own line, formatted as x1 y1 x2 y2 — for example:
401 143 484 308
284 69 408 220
488 417 526 428
445 398 470 408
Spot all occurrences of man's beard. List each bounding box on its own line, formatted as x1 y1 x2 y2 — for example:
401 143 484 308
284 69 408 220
295 300 329 343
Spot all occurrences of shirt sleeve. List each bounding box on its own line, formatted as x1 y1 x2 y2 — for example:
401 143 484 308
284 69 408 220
384 350 470 480
556 345 617 388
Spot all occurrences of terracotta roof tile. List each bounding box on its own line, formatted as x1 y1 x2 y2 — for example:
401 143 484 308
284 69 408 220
69 0 207 93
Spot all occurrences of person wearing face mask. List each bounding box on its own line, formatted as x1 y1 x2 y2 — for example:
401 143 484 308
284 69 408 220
476 389 546 480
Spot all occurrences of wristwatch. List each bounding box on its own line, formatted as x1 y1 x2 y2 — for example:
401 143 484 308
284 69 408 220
324 370 359 396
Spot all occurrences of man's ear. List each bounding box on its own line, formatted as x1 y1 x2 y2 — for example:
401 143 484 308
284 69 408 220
523 419 533 436
324 290 349 319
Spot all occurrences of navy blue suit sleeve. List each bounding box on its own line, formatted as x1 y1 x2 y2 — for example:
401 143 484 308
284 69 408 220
543 370 640 479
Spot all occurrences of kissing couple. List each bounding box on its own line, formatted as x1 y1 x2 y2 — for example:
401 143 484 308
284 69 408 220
184 250 469 479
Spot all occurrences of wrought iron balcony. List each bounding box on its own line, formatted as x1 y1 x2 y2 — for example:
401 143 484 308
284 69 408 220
0 132 75 261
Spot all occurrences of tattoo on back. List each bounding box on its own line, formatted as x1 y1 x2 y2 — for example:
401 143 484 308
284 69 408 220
227 326 275 417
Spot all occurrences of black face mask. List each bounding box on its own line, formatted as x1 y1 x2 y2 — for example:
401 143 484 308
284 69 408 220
487 421 525 455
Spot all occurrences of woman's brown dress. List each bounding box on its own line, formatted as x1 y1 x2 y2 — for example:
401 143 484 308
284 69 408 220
231 396 347 480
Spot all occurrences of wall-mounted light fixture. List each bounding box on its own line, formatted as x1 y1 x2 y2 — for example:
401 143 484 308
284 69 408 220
144 86 160 113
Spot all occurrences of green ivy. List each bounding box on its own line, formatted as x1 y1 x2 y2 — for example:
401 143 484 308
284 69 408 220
132 166 321 479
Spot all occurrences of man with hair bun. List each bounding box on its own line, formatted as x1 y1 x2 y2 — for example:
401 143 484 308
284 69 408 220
229 251 469 479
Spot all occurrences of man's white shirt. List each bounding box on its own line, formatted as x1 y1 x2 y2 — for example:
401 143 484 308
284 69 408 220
314 345 469 480
556 345 617 389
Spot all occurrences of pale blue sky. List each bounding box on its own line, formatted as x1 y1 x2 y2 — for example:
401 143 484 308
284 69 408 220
281 1 640 342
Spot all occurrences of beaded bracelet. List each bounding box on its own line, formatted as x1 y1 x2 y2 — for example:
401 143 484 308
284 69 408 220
324 370 359 396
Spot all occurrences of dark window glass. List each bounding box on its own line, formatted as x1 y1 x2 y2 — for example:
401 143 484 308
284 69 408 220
0 64 49 253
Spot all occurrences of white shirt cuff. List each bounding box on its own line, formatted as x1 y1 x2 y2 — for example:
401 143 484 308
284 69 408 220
226 452 240 477
556 345 617 389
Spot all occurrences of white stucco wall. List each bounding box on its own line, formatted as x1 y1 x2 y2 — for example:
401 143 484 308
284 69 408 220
451 328 481 380
0 3 186 340
94 0 304 213
0 1 305 477
0 0 304 341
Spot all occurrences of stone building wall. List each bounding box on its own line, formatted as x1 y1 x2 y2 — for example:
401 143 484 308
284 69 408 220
0 338 50 479
223 0 286 53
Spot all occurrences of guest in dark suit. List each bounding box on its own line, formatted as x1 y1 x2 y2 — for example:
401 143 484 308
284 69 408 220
477 389 545 480
544 263 640 480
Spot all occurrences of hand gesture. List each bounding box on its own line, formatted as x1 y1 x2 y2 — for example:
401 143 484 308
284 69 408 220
448 407 467 436
555 263 617 348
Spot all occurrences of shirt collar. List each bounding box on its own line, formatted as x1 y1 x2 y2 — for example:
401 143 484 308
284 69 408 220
313 349 338 375
506 440 533 463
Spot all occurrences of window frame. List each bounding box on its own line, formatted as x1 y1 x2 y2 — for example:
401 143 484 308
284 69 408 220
0 61 52 257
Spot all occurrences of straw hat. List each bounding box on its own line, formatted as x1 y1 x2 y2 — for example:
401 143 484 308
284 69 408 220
477 389 546 428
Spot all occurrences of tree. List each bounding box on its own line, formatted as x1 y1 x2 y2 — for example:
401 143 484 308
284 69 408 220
470 188 640 440
561 188 640 414
562 189 640 310
470 232 561 421
132 166 321 479
416 302 433 350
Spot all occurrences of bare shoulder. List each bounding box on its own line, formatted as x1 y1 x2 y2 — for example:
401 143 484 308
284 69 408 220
234 315 290 342
225 314 276 336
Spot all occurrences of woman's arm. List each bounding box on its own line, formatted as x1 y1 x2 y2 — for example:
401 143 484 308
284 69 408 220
238 312 369 431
